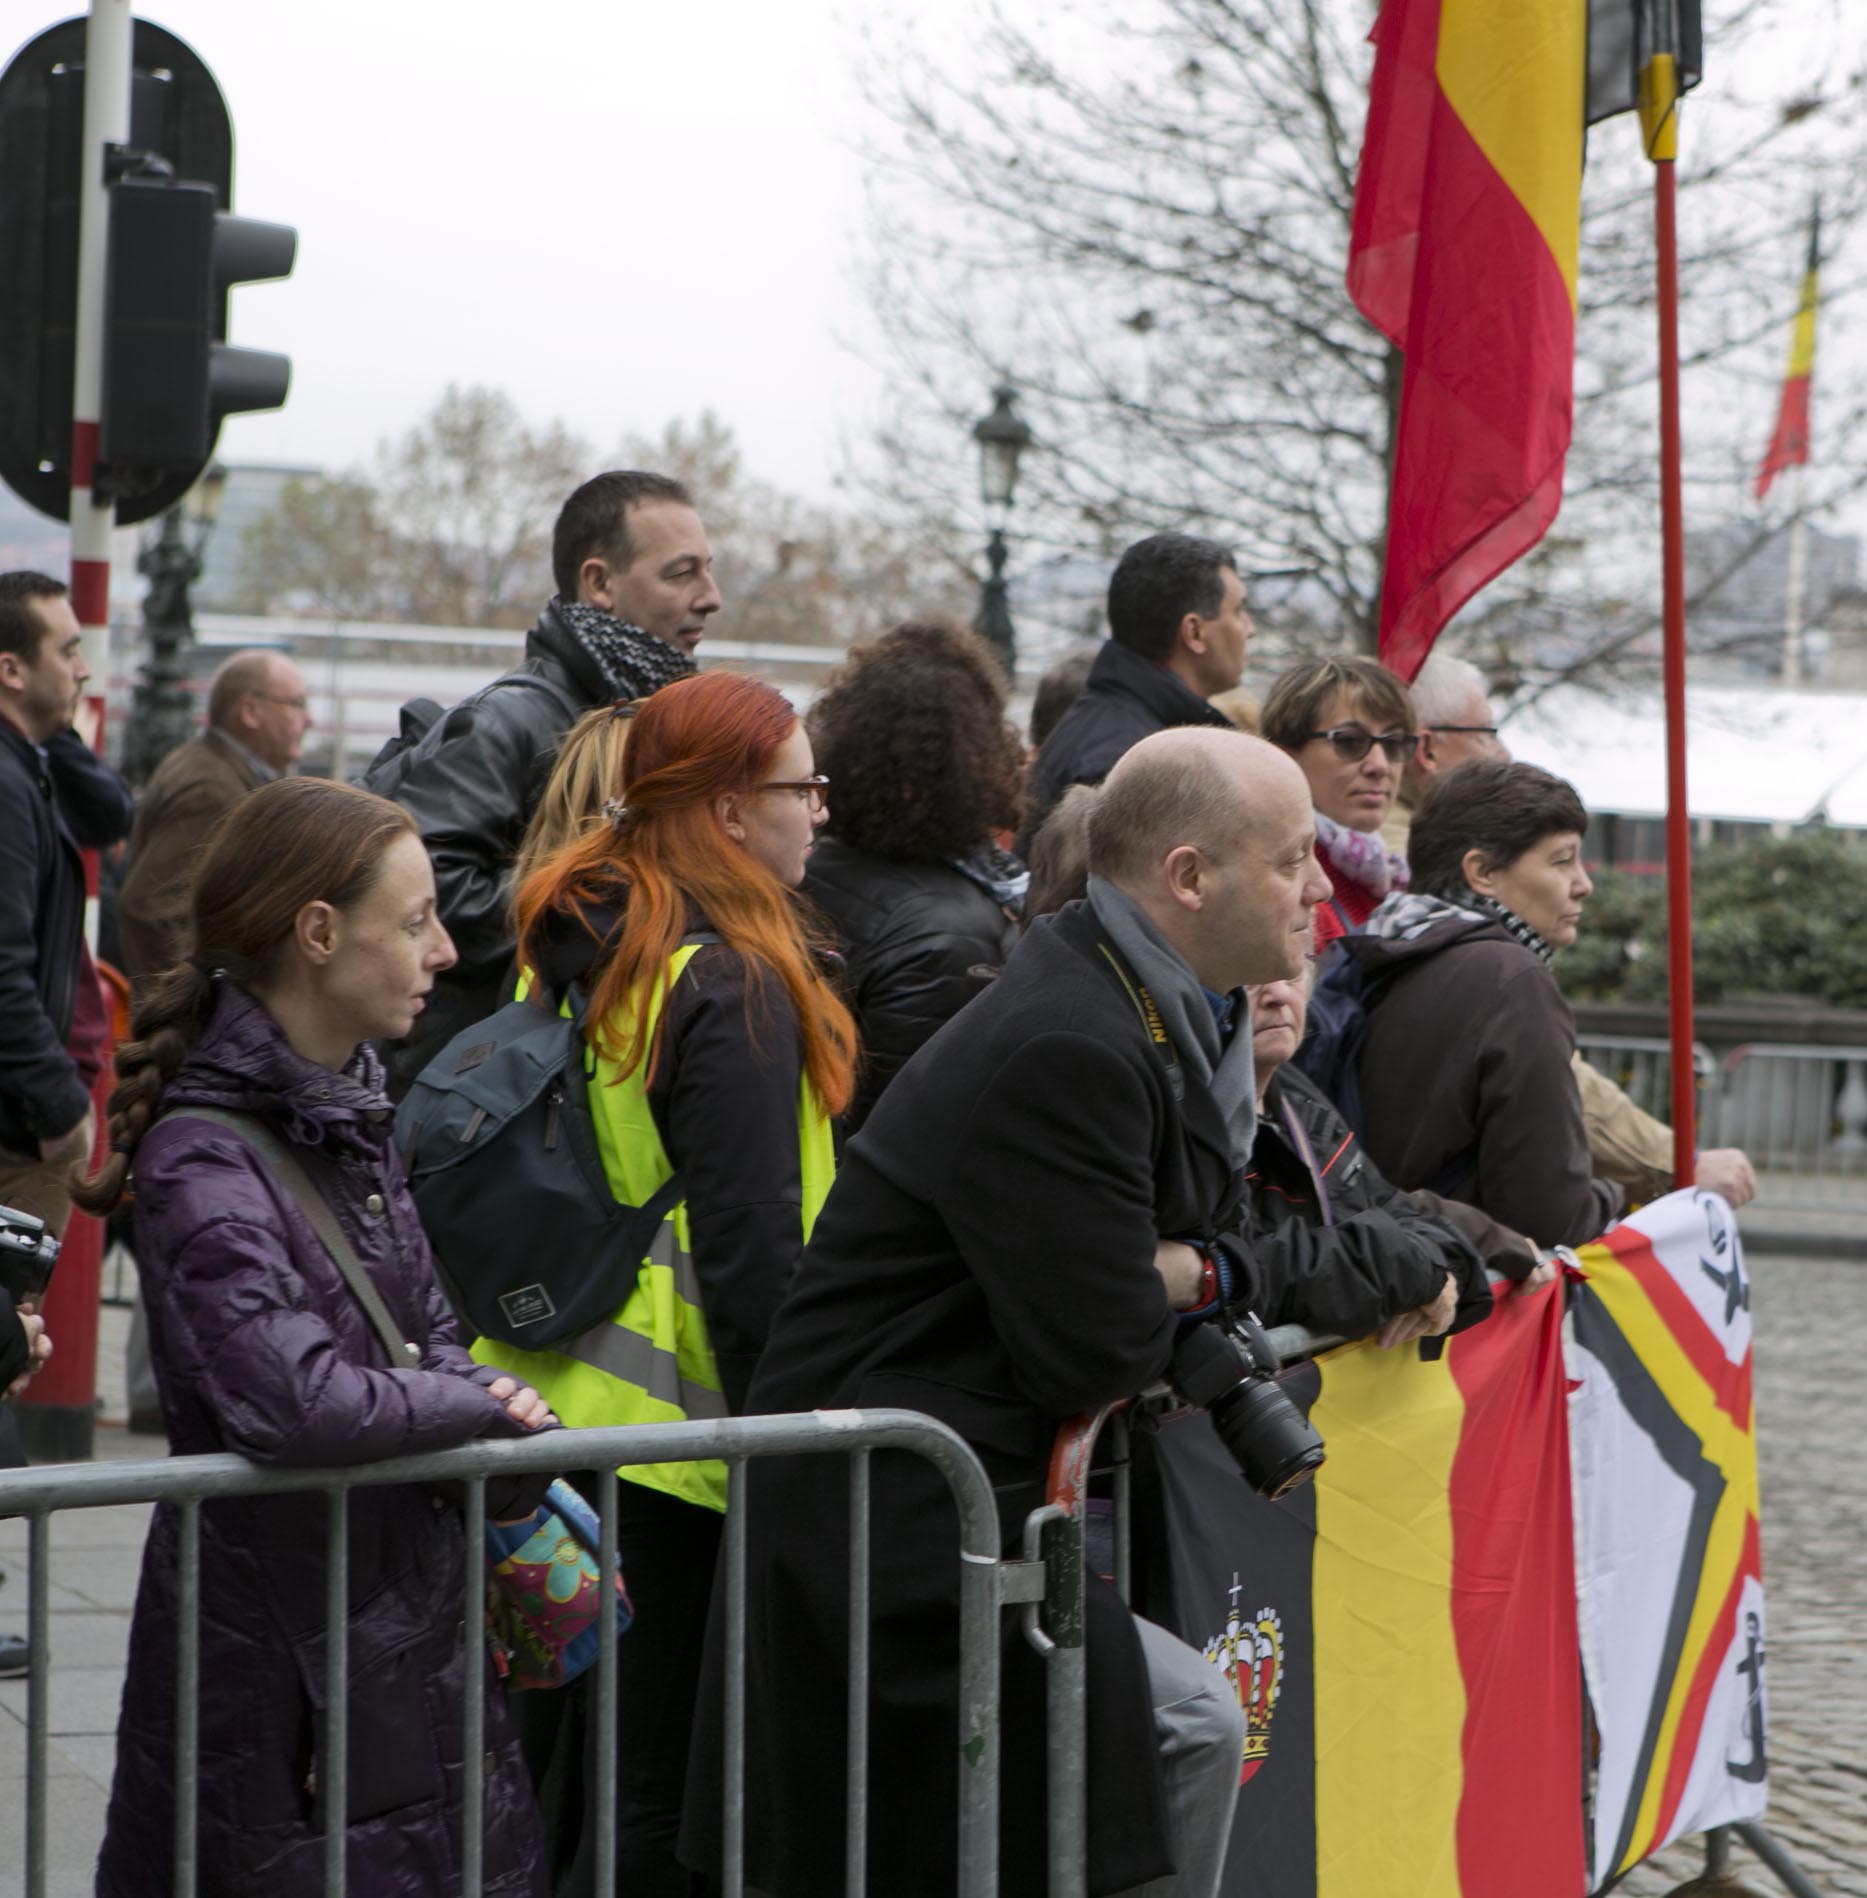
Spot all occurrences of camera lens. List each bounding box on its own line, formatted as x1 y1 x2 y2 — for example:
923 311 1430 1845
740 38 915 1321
1209 1376 1326 1499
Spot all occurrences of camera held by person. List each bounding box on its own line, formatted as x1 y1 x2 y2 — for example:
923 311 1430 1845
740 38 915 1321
0 1203 58 1396
1168 1309 1325 1498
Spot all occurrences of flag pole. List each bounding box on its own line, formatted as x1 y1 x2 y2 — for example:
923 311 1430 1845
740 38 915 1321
1781 463 1809 685
1639 23 1696 1191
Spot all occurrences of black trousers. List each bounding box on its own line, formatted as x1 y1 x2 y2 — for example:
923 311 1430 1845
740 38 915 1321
514 1477 723 1898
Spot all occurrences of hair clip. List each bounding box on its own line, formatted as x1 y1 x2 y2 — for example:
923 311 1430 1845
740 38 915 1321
602 797 634 831
608 698 641 720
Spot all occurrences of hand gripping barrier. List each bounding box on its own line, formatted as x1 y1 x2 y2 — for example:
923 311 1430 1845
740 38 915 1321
0 1410 1048 1898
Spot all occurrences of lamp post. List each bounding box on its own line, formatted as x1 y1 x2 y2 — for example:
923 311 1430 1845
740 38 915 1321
120 463 228 786
971 384 1031 676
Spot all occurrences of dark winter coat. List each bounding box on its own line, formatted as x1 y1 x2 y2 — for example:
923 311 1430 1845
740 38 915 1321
681 898 1261 1898
1248 1065 1491 1338
1021 638 1235 849
1343 916 1624 1249
366 602 608 1088
116 727 269 984
96 986 549 1898
0 716 134 1152
802 837 1016 1132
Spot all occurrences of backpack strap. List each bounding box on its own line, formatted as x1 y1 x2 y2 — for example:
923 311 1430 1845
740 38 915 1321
158 1107 422 1369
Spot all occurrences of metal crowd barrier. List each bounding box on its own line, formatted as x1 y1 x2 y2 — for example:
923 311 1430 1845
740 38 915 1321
1713 1042 1867 1212
2 1409 1085 1898
1578 1032 1867 1213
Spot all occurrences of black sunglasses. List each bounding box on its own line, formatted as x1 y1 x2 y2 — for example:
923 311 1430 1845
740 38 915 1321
1430 724 1499 738
1304 726 1420 765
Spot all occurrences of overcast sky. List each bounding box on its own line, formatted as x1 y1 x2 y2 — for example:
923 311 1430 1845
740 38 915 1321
20 0 893 500
5 0 1858 551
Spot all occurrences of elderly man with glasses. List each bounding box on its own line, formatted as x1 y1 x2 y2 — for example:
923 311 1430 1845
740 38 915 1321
116 649 314 989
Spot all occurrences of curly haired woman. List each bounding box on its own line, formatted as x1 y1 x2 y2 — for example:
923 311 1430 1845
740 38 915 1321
802 620 1026 1131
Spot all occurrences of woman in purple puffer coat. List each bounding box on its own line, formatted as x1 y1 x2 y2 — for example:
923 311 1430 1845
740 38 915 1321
73 777 555 1898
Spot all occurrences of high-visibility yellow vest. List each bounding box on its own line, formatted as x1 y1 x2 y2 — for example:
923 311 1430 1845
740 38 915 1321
473 944 836 1511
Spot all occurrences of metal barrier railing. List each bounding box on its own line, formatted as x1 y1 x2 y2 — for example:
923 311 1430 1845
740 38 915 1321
1575 1032 1716 1127
1 1409 1068 1898
1577 1032 1867 1213
1711 1042 1867 1209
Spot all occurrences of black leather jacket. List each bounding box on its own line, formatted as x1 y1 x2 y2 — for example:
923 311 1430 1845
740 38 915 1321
1021 639 1235 851
0 719 134 1150
802 839 1017 1133
1245 1064 1491 1341
367 602 608 1089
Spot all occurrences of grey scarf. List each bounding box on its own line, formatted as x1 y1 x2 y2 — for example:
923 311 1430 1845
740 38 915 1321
1366 887 1554 964
1086 875 1256 1167
552 597 697 700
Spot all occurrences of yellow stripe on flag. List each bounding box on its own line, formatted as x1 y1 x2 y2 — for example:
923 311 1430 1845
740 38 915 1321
1785 267 1817 379
1575 1249 1761 1871
1312 1341 1466 1898
1435 0 1587 309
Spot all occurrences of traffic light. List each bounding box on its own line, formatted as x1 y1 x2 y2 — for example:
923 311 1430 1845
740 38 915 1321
102 172 295 472
0 17 293 525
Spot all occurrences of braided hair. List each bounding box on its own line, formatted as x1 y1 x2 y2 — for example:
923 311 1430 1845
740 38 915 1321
72 778 417 1216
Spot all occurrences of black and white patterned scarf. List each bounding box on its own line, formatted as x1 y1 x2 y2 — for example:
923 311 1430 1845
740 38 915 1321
553 598 697 700
1365 887 1554 964
950 843 1030 917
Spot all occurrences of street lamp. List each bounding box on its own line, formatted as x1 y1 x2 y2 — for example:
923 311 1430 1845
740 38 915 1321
120 463 229 786
971 385 1031 676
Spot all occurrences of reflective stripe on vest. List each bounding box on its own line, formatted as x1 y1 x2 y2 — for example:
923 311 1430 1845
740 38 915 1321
473 943 834 1513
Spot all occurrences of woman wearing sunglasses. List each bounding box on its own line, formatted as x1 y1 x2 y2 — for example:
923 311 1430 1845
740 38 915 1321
479 669 858 1894
1261 656 1420 943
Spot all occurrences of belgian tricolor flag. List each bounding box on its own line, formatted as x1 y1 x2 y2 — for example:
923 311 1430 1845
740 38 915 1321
1348 1 1702 682
1144 1282 1584 1897
1754 210 1820 501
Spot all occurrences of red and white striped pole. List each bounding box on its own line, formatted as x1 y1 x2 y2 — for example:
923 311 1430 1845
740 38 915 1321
19 0 134 1463
66 0 132 686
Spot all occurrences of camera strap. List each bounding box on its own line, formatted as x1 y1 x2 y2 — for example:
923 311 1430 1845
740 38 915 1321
1097 944 1184 1102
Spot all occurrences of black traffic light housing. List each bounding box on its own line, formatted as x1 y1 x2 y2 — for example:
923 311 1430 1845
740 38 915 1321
103 171 294 472
0 17 293 525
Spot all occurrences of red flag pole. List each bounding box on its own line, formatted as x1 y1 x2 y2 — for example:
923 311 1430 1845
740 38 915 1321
1641 42 1695 1191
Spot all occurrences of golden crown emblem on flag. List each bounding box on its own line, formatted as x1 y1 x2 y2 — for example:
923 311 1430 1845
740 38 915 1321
1203 1577 1285 1784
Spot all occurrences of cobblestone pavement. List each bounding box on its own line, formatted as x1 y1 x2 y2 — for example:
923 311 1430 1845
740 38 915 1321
1 1252 1861 1894
1617 1249 1867 1898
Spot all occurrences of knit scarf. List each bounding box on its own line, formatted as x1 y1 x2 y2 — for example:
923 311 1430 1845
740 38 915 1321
950 842 1030 916
552 598 697 700
1086 875 1256 1167
1364 887 1554 964
1313 808 1409 900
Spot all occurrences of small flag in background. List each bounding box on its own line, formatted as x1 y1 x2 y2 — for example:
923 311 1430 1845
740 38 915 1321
1754 209 1821 501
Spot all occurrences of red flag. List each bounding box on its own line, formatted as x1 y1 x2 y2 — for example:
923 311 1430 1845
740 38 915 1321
1754 211 1820 501
1349 0 1587 682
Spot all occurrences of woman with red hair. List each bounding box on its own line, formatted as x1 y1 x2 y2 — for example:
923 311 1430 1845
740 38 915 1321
478 670 856 1894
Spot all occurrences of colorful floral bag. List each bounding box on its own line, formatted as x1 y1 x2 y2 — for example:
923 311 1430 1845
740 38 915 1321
483 1478 633 1690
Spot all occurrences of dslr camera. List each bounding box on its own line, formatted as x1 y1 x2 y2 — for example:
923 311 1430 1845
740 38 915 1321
0 1204 61 1307
1169 1309 1324 1499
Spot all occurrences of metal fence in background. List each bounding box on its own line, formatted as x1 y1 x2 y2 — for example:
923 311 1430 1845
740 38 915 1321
1577 1032 1867 1215
2 1410 1083 1898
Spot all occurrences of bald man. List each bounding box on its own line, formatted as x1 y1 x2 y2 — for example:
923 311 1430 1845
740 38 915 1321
683 729 1332 1898
116 650 312 985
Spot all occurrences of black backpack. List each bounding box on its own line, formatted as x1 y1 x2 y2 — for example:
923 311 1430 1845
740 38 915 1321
1291 943 1375 1136
394 959 709 1349
359 671 577 800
